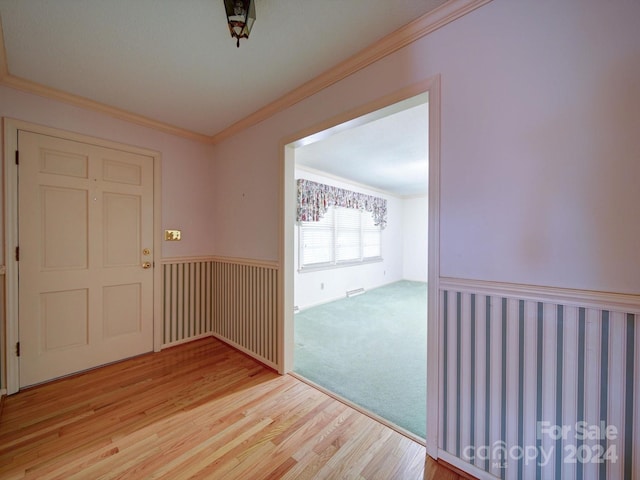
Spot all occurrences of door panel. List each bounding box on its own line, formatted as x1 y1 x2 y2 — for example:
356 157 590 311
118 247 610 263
103 158 142 185
103 283 141 338
40 289 89 351
39 148 88 178
41 186 89 270
18 131 154 387
103 193 141 267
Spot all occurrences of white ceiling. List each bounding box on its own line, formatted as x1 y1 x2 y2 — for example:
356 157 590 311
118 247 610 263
0 1 447 196
0 0 447 137
295 95 429 197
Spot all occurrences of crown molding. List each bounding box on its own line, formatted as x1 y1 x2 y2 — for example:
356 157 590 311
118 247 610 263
0 74 213 143
0 0 492 145
209 0 492 144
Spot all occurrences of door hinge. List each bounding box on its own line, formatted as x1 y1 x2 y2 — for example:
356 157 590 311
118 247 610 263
15 150 19 165
15 246 19 262
16 342 20 357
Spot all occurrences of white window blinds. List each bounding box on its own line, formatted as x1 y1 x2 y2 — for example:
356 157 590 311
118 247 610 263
335 207 361 262
300 208 334 266
299 206 381 270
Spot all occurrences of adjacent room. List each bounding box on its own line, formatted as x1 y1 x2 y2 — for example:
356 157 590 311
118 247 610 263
290 96 430 440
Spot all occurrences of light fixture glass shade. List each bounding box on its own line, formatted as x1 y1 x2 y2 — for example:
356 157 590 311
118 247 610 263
223 0 256 47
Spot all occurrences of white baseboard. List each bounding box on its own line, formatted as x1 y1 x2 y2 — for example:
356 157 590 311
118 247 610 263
161 332 212 350
295 278 414 311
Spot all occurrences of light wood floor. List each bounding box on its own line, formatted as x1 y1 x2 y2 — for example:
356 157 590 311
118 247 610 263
0 337 468 479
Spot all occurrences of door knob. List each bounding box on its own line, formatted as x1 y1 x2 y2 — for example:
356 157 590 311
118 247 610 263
142 262 152 269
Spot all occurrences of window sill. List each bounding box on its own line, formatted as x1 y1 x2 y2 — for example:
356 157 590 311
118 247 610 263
298 257 383 274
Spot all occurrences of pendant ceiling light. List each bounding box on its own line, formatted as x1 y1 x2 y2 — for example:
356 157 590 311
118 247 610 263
223 0 256 48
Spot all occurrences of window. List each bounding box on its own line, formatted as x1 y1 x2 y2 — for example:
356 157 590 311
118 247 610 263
299 206 381 270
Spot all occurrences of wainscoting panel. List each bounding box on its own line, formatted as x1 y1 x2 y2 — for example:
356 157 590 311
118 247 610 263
161 258 279 369
439 280 639 480
162 260 213 345
211 260 278 369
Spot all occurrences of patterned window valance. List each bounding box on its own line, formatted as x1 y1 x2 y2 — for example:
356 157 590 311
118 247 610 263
296 179 387 229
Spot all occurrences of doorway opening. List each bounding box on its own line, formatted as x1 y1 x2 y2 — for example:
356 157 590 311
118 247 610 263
281 85 438 444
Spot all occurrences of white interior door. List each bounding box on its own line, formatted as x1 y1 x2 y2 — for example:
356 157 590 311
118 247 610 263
18 130 154 387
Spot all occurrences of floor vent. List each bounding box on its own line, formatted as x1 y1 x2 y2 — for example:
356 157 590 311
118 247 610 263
346 288 365 298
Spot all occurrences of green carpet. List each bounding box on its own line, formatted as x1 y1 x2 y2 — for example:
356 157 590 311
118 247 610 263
294 280 427 439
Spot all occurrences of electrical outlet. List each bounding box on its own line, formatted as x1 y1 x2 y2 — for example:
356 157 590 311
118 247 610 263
320 282 324 290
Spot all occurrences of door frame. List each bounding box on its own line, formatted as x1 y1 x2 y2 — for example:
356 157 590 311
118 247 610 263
278 75 441 456
3 118 163 395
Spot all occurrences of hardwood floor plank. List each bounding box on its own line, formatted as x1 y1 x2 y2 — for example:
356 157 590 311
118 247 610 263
283 444 341 480
360 434 412 479
324 422 395 479
0 337 469 479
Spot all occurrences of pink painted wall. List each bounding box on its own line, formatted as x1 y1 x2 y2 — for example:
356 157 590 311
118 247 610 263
212 0 640 295
0 85 216 258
